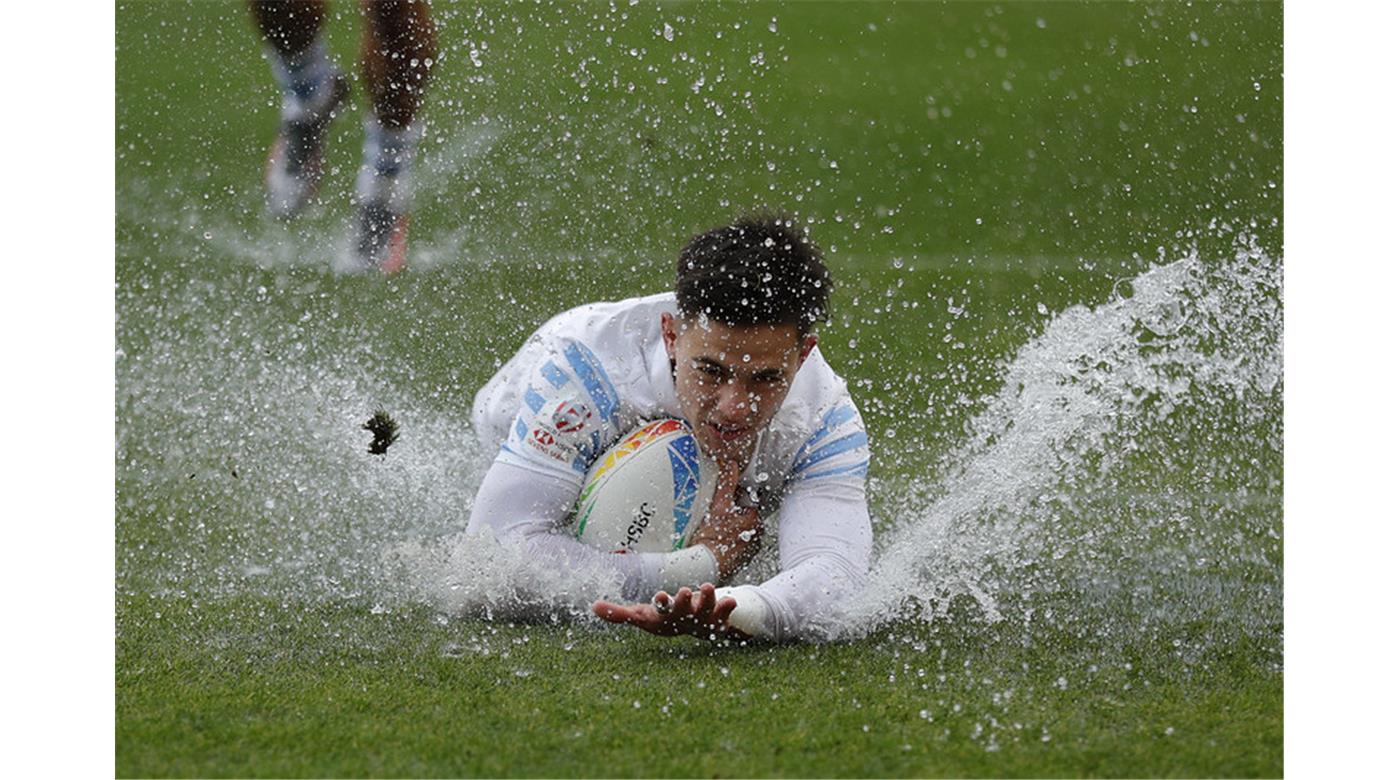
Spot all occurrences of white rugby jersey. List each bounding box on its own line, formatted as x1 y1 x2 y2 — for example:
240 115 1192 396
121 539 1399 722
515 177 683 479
468 292 872 641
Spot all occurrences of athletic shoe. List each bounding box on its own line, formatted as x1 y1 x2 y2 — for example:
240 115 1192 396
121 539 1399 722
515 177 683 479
355 202 410 274
264 72 350 218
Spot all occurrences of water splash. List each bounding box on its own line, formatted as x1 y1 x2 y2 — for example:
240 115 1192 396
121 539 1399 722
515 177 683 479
116 228 1280 651
114 259 630 616
845 237 1281 646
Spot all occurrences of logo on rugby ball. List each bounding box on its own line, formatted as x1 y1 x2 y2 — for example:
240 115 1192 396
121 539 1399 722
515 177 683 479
622 502 655 550
572 419 716 554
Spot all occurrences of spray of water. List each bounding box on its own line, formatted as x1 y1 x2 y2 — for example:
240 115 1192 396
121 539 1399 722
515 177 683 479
118 213 1280 655
846 236 1281 646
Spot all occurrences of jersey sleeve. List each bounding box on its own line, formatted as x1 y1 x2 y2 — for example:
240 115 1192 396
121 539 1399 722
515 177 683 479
466 458 718 602
471 338 722 599
787 399 871 486
495 339 625 483
714 397 874 642
716 481 872 642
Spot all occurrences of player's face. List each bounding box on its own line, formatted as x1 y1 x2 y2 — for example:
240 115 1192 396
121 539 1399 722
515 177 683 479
662 312 816 465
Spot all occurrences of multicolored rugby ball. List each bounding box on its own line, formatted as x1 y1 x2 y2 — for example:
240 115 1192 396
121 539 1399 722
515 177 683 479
572 419 719 554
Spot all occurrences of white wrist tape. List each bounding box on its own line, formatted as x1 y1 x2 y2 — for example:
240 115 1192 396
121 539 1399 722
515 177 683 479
714 586 771 639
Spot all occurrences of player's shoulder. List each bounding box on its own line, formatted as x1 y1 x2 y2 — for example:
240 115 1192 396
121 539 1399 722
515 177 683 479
514 293 672 429
540 292 674 349
783 345 858 426
537 292 671 390
768 345 870 484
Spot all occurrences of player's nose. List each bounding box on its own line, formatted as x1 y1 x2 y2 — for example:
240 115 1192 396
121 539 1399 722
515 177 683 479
715 383 752 421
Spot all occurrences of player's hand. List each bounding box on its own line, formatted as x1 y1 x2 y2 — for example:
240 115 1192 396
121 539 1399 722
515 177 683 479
592 583 752 642
690 460 763 581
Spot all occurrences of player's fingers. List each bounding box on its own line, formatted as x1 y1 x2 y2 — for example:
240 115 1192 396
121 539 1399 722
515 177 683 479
695 583 717 617
714 596 738 624
671 587 694 618
711 461 742 512
592 600 631 623
689 586 708 616
651 591 673 616
718 458 742 487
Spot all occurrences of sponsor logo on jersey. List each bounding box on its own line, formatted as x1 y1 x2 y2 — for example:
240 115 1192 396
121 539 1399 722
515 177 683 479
552 401 591 433
526 425 571 463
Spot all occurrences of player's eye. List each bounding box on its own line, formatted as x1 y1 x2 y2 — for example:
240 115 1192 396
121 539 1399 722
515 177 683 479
694 362 724 380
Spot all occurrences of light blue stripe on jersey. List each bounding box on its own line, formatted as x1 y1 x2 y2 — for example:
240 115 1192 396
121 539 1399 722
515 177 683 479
514 418 529 440
570 429 605 475
579 429 601 462
792 404 858 465
792 431 869 475
794 459 869 482
522 386 546 414
563 341 619 424
540 361 570 389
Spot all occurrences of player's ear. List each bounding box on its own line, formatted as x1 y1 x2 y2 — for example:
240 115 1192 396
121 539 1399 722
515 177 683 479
661 312 678 360
797 333 818 365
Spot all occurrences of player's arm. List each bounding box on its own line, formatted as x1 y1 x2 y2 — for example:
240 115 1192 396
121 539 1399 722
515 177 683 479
468 451 721 603
712 400 874 641
593 481 870 642
592 460 764 641
713 478 872 641
466 342 718 601
598 401 873 642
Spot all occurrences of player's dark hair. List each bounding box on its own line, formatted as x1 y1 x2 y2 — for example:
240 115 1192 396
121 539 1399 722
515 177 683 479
674 213 831 336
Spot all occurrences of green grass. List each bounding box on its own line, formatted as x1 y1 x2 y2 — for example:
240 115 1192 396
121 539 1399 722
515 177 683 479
118 597 1279 778
117 1 1282 776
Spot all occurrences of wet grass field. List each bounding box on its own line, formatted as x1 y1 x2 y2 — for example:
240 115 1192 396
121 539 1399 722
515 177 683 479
116 1 1282 776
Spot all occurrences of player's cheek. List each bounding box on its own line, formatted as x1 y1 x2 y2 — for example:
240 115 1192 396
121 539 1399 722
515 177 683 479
749 386 772 414
682 382 712 421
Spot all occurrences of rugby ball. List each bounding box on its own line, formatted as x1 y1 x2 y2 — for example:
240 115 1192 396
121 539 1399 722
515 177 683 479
572 419 719 553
